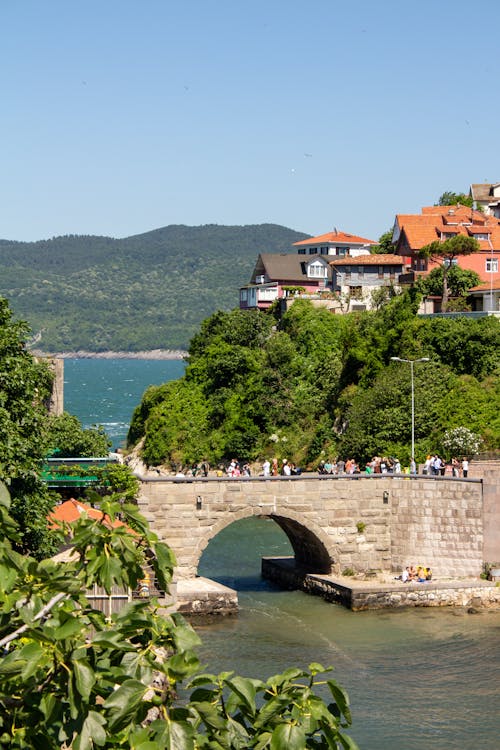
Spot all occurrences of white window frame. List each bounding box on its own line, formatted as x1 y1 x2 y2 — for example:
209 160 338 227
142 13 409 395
307 261 327 278
486 258 498 273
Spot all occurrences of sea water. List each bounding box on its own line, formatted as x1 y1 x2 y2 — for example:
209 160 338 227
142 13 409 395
63 358 500 749
63 358 186 448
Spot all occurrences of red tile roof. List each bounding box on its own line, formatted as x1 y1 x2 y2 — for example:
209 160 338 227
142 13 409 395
467 279 500 292
329 253 407 266
293 230 376 247
49 499 130 531
395 206 500 251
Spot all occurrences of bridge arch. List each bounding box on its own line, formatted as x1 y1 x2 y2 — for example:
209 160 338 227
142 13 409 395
138 472 490 582
192 506 336 576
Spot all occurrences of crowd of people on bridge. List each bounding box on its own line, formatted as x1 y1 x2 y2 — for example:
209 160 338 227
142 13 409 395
318 456 406 475
422 455 469 478
173 454 471 479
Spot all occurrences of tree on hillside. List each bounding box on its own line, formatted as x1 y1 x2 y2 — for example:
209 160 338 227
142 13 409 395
370 229 394 254
415 265 481 306
0 297 58 558
0 483 358 749
419 235 480 311
436 191 474 208
129 298 499 470
45 412 111 457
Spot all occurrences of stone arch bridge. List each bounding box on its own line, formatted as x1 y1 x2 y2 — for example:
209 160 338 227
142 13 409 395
137 471 499 582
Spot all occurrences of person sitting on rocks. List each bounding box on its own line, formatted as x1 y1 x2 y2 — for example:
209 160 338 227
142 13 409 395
416 566 433 582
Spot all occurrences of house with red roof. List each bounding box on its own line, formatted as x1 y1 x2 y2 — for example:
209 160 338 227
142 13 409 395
293 229 377 258
329 254 409 312
392 205 500 312
49 499 163 611
240 228 377 311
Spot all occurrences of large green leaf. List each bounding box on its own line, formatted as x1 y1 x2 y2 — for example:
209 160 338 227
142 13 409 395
173 622 201 652
270 723 306 750
327 679 352 724
163 720 195 750
73 658 96 701
20 640 45 679
73 710 107 750
0 481 11 509
224 675 257 716
54 617 84 641
103 679 147 730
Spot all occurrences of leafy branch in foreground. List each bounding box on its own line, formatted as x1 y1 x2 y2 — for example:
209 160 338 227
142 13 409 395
0 481 358 749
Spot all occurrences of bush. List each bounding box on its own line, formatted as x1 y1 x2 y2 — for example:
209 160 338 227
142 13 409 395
0 481 359 749
441 427 483 458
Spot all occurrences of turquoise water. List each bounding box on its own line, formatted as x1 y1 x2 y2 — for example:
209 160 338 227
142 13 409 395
63 359 500 749
63 358 186 448
197 517 500 750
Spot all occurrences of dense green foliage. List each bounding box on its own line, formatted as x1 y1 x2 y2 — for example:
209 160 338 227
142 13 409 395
129 297 500 468
45 412 111 457
419 235 480 311
0 298 60 557
0 297 117 558
0 484 358 749
369 229 394 254
415 265 481 300
0 224 308 352
436 191 474 208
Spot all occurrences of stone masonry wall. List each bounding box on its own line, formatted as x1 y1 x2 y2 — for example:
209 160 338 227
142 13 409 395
137 474 486 581
389 477 484 577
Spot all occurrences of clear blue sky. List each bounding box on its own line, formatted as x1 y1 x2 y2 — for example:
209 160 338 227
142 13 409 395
1 0 499 243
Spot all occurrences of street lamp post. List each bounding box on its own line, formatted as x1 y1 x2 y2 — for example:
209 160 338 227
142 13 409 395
390 357 430 463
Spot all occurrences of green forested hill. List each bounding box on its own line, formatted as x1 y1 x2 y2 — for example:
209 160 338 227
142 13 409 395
128 299 500 469
0 224 308 351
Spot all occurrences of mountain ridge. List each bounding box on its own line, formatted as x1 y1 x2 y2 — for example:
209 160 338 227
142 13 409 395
0 223 309 351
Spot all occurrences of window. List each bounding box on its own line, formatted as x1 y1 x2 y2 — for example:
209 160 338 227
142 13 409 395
320 246 329 255
298 248 306 255
308 262 327 278
309 248 317 255
474 233 489 240
258 287 278 301
240 289 248 302
348 286 363 299
443 259 458 268
337 247 348 257
486 258 499 273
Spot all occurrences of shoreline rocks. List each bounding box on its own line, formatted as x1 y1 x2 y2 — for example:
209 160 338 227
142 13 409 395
30 349 187 360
